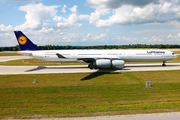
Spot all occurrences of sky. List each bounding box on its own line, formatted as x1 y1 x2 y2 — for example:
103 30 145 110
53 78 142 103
1 0 180 47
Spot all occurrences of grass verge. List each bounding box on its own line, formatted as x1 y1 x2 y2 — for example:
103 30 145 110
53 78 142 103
0 52 21 56
1 71 180 119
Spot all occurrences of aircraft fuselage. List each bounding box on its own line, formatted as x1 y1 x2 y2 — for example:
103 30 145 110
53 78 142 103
18 49 177 63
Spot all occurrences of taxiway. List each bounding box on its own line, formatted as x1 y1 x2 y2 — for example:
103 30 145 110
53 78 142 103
59 112 180 120
1 56 180 75
0 63 180 75
0 56 31 62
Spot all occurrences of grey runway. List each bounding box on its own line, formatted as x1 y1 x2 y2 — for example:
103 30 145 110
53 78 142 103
1 56 180 74
0 56 31 62
0 63 180 75
57 112 180 120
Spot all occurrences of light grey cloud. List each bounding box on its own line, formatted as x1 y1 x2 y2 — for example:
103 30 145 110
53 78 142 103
15 3 59 30
87 0 180 27
86 0 160 9
53 5 90 29
62 4 67 13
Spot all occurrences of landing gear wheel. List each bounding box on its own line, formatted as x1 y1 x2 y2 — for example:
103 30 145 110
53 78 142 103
162 61 166 66
90 66 94 70
88 63 94 70
162 64 166 66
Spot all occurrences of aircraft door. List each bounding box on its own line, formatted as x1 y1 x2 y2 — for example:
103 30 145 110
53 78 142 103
72 50 77 59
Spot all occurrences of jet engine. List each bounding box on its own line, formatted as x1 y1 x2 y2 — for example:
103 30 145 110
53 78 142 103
111 59 124 68
89 59 124 69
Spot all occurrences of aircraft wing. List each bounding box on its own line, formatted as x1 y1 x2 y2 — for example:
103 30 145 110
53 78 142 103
77 56 121 63
56 53 66 58
56 53 121 63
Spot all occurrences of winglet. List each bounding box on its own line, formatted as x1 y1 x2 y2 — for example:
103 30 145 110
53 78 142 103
14 31 41 51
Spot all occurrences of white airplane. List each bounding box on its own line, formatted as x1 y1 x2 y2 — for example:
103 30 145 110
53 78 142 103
14 31 177 69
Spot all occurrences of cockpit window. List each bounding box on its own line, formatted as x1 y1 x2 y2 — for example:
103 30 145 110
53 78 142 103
172 53 175 55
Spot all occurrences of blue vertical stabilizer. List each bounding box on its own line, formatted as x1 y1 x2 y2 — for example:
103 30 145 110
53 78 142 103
14 31 41 51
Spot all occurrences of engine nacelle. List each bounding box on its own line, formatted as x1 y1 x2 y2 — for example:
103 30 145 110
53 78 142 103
93 59 111 69
92 59 124 69
112 60 124 68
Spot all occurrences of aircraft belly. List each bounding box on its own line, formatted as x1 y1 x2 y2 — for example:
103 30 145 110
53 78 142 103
32 56 79 63
47 58 80 63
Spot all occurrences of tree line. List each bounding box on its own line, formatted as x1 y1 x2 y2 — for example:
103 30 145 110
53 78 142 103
1 44 180 51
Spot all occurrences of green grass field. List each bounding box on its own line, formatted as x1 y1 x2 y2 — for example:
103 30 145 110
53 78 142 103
1 71 180 119
0 52 21 56
173 51 180 54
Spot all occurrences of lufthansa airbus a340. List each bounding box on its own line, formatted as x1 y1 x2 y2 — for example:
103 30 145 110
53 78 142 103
14 31 177 69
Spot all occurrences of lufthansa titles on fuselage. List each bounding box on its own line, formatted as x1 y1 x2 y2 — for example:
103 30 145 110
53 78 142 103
147 51 165 54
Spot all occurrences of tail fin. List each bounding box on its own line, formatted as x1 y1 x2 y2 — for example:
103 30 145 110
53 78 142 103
14 31 41 51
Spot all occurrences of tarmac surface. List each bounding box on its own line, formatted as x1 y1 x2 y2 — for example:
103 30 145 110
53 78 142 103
0 63 180 75
56 112 180 120
1 55 180 75
0 56 31 62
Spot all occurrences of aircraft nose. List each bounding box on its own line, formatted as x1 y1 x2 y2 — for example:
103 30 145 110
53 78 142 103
175 54 177 58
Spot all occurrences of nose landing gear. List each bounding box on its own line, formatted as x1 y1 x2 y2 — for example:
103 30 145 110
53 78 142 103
162 61 166 66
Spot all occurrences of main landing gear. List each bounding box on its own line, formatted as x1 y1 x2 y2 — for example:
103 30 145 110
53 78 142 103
88 63 97 70
88 63 94 69
162 61 166 66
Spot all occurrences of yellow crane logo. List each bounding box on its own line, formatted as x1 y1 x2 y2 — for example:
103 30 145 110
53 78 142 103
18 36 27 45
